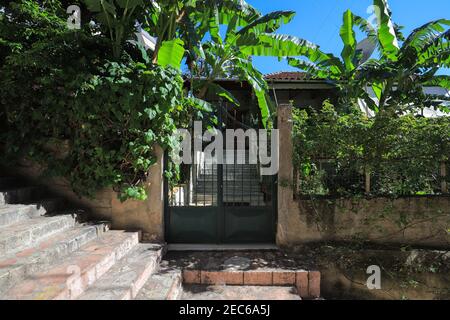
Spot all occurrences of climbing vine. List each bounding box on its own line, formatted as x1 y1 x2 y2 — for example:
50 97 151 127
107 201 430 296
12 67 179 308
0 1 189 200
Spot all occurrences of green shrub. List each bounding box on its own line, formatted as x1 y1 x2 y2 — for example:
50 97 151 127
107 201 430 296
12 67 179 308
293 101 450 197
0 1 188 201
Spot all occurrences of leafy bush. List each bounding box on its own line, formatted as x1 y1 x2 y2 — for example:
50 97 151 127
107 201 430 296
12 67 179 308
293 101 450 197
0 1 188 200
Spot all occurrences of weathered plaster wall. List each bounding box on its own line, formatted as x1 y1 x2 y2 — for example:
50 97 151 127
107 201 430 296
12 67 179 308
9 146 165 241
282 196 450 247
276 103 450 248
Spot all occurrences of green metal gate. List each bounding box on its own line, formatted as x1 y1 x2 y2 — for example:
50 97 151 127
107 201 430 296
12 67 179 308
164 105 277 244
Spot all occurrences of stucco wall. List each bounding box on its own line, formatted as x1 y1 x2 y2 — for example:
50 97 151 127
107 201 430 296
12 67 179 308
277 196 450 248
276 103 450 248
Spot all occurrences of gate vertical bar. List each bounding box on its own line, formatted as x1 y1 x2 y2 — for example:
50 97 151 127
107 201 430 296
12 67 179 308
217 101 224 243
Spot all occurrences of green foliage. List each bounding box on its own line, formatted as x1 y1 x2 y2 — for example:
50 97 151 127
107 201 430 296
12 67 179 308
292 101 450 197
0 0 67 62
84 0 144 59
0 1 187 201
189 9 299 127
157 39 185 69
1 0 293 201
287 0 450 114
1 52 186 200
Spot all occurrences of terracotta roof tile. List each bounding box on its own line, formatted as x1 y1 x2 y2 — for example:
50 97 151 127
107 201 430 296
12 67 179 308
264 71 312 81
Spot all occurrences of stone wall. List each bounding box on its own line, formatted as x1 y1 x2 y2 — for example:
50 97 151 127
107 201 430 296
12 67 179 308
276 103 450 248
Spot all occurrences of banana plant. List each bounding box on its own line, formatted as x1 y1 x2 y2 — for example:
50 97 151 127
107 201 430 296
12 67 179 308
144 0 261 68
145 2 306 126
287 9 378 112
357 0 450 113
287 0 450 114
84 0 144 59
189 10 321 127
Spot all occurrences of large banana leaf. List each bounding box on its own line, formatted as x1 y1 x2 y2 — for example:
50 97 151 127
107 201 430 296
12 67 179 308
157 39 185 69
208 6 222 44
417 30 450 67
185 96 214 112
237 11 295 35
403 19 450 52
340 10 357 71
373 0 399 61
234 57 270 127
191 0 260 30
216 0 261 27
371 82 384 101
287 58 329 79
238 33 319 58
423 75 450 90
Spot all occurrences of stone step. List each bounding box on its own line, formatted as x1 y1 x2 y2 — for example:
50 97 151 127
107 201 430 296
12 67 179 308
182 269 320 299
0 199 65 228
194 193 265 200
181 285 302 300
200 171 258 175
1 230 140 300
198 165 258 174
0 222 110 295
0 205 38 228
195 186 263 193
135 268 183 300
0 186 46 205
0 213 82 257
197 174 259 182
77 243 164 300
197 180 262 186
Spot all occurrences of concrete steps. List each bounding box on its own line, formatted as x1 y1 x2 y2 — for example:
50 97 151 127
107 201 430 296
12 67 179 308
0 205 40 227
78 243 164 300
0 213 81 256
195 184 263 193
0 222 110 295
0 173 170 300
193 194 265 206
0 199 65 228
1 230 140 300
136 268 183 300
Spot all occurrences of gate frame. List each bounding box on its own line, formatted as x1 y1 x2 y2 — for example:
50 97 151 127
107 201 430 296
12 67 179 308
163 103 281 244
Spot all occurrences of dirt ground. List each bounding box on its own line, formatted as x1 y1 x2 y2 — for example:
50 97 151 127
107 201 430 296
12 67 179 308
165 243 450 300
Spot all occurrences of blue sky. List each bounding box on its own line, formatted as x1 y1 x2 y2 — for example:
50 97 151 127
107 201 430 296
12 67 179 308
246 0 450 75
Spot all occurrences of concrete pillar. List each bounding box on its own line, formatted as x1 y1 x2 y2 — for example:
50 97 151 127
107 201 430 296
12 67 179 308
111 145 165 242
276 104 294 246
